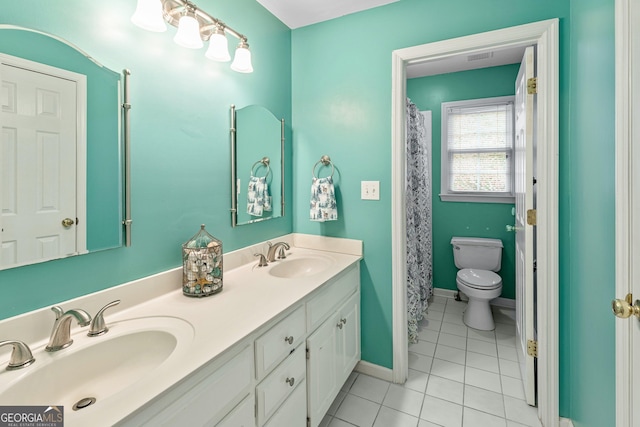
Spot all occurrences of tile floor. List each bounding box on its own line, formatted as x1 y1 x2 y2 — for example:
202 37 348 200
320 295 542 427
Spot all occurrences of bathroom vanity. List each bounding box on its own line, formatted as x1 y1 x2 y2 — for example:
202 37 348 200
0 234 361 427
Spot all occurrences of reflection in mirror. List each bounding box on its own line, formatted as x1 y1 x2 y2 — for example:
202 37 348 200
0 26 123 270
230 105 284 226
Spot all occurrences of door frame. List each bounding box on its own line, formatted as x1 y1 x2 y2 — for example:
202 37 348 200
390 19 559 426
614 0 636 425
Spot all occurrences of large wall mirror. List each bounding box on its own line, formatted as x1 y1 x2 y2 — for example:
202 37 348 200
230 105 284 226
0 26 124 270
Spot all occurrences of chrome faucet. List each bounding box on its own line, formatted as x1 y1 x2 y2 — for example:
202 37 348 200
0 340 35 370
266 241 290 262
45 306 91 352
88 300 121 337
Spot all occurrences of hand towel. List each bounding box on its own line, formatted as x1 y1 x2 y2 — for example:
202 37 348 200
247 175 272 217
310 176 337 221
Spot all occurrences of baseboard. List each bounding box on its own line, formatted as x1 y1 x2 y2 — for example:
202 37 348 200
433 287 458 299
433 287 515 309
491 297 516 309
560 417 574 427
355 360 394 382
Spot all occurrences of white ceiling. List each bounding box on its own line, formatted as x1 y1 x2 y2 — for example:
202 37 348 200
406 45 526 79
256 0 525 77
256 0 399 29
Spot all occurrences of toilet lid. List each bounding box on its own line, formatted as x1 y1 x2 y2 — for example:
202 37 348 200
457 268 502 290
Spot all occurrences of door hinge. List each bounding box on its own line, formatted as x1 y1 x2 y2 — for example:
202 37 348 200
527 77 538 94
527 339 538 358
527 209 537 226
306 347 310 360
307 417 311 427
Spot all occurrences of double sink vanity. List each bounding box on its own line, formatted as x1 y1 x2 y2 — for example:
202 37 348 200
0 234 362 427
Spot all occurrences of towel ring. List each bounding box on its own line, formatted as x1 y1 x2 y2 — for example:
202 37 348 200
312 155 334 179
251 157 271 179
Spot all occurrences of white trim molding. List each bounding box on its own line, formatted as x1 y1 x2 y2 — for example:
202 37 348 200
615 0 635 426
391 19 559 426
355 360 393 382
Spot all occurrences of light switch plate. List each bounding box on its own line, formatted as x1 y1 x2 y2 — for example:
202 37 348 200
361 181 380 200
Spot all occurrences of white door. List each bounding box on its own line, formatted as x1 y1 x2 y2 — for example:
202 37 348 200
615 0 640 425
0 62 78 268
514 45 537 406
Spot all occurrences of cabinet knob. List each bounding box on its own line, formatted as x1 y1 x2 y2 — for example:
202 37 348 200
337 322 343 329
284 336 294 344
341 318 347 325
285 377 295 387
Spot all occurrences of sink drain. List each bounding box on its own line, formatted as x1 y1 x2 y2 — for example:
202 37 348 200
73 397 96 411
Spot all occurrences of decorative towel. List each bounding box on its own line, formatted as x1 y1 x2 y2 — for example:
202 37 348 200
247 175 272 217
310 176 337 221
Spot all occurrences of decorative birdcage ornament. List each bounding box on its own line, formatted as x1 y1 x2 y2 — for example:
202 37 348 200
182 224 223 297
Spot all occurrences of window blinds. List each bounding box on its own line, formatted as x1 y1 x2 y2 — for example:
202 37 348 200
446 102 514 193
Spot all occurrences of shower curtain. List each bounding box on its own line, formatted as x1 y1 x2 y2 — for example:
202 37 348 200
406 99 433 344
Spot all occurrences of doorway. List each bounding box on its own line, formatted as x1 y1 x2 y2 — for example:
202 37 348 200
390 19 559 426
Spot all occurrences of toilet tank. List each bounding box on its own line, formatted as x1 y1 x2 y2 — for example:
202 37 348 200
450 237 503 272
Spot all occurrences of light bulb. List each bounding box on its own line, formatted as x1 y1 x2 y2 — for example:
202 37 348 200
174 14 203 49
231 41 253 73
131 0 166 32
205 29 231 62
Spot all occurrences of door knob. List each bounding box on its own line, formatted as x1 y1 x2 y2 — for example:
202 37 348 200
611 293 640 319
61 218 75 228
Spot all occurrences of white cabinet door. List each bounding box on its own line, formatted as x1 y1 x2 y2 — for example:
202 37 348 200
307 291 361 427
307 312 340 427
337 292 360 381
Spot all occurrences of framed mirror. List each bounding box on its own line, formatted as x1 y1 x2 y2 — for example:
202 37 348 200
0 26 124 270
230 105 284 226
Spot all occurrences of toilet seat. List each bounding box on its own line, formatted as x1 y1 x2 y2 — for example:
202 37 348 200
457 268 502 290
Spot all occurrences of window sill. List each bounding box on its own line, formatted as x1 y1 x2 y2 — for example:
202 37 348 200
439 194 515 204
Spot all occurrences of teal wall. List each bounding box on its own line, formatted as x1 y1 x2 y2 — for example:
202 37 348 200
291 0 570 376
292 0 616 425
0 0 293 318
566 0 615 426
407 64 520 299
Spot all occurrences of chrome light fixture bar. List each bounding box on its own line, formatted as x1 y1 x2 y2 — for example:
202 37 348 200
131 0 253 73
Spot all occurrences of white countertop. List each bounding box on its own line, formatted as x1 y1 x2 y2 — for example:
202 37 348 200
0 233 362 426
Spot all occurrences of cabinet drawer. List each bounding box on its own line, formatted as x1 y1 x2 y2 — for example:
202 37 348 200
307 264 359 332
264 378 307 427
256 344 306 426
255 305 305 379
216 394 254 427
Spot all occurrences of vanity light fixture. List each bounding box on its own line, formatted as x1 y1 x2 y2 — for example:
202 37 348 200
230 39 253 73
173 4 203 49
131 0 253 72
131 0 167 32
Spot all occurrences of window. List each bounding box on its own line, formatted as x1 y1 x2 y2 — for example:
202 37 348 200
440 96 515 203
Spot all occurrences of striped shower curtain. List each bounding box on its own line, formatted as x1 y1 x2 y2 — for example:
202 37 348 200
406 99 433 344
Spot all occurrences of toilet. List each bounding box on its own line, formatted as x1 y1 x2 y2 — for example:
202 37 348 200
450 237 503 331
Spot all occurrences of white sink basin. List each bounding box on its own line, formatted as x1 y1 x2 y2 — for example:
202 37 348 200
268 255 333 278
0 316 194 409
